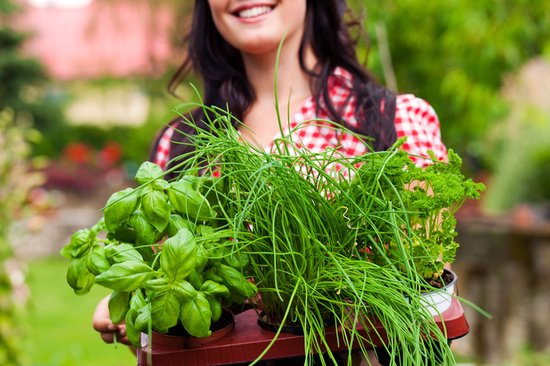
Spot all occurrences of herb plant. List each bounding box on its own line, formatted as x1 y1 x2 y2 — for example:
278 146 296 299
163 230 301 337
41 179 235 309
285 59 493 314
163 103 485 365
60 161 257 346
342 148 484 284
61 97 484 365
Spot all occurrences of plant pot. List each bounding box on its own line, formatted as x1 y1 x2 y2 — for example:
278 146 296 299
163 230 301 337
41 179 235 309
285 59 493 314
419 269 458 317
186 310 235 348
257 312 304 335
256 311 335 335
141 309 235 350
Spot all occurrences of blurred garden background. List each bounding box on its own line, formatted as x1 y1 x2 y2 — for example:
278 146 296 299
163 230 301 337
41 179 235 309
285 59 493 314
1 0 550 365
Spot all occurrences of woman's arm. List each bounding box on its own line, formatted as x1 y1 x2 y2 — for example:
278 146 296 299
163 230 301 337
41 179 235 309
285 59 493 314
92 294 130 345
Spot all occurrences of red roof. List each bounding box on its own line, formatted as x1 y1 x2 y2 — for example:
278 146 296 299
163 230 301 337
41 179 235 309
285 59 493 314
16 1 179 80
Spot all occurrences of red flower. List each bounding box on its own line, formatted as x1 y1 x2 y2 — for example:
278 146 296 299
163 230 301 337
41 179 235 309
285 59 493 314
64 142 93 164
98 142 123 168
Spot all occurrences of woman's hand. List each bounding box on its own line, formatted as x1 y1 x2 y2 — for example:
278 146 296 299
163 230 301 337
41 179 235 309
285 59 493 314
92 295 130 345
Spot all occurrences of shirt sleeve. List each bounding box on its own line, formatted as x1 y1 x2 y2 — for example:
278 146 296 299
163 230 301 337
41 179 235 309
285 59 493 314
394 94 448 167
152 125 175 170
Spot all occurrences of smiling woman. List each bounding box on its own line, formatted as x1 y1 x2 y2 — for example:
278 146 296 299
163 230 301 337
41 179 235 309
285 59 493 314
89 0 454 364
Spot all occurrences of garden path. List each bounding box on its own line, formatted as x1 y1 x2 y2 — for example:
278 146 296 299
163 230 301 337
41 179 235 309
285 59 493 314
11 172 129 260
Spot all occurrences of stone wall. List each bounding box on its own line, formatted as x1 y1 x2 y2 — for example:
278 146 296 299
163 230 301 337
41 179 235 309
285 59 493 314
453 213 550 364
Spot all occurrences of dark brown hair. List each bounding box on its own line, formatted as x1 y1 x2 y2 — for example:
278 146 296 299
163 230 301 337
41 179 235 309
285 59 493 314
154 0 396 176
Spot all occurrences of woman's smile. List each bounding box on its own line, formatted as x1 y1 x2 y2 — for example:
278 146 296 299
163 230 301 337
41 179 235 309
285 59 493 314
233 4 275 20
208 0 306 55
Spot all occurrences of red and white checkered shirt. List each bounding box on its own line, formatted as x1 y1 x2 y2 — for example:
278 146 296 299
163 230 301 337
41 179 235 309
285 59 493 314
154 67 447 170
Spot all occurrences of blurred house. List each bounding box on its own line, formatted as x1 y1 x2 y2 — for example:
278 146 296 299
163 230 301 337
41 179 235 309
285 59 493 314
15 0 178 80
11 0 185 191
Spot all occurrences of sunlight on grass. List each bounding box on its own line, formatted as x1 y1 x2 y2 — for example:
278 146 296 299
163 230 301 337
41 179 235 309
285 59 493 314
21 256 136 366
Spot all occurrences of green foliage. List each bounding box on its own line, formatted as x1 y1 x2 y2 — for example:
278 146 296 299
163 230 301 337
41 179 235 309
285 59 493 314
61 94 485 363
60 162 257 344
0 0 66 158
483 109 550 211
346 148 484 280
31 75 179 167
0 108 43 366
352 0 550 170
163 105 484 365
516 346 550 366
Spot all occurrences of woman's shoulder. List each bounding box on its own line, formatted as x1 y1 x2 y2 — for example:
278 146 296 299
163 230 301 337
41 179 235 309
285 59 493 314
150 116 183 169
395 94 437 117
395 94 441 132
394 94 447 166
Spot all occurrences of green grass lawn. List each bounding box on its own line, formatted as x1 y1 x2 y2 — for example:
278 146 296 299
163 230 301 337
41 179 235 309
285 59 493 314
20 256 136 366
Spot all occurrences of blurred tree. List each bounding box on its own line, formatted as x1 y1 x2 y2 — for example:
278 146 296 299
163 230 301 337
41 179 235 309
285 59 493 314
0 0 66 157
0 108 43 366
0 1 44 364
482 58 550 212
348 0 550 172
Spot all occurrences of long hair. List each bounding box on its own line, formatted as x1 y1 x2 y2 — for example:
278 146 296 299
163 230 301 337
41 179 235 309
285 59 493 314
155 0 397 174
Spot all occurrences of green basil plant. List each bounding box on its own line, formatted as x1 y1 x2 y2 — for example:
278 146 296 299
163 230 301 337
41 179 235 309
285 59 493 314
60 162 257 346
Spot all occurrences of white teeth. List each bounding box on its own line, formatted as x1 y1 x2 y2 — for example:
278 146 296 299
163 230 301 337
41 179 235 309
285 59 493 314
238 6 272 19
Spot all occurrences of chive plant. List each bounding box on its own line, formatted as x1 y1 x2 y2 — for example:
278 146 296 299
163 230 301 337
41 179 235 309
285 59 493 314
164 104 484 366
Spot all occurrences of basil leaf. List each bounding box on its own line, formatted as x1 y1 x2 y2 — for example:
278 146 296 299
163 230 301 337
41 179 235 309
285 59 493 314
104 188 139 232
150 288 181 331
186 270 203 290
90 218 106 234
218 264 257 298
196 225 215 236
207 296 222 323
105 243 143 264
134 161 163 185
173 281 198 302
178 175 203 190
60 229 92 259
66 257 95 295
200 280 230 298
203 268 224 283
153 179 170 191
95 261 154 292
107 224 136 243
134 304 152 333
124 212 157 263
245 281 259 298
141 187 170 233
125 309 141 347
137 247 155 266
160 228 197 282
86 245 110 275
204 244 224 267
144 279 197 304
129 289 146 315
128 210 157 246
180 292 212 338
143 277 170 293
128 289 146 317
223 250 250 270
168 181 216 221
108 291 130 324
195 244 209 273
167 214 196 237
